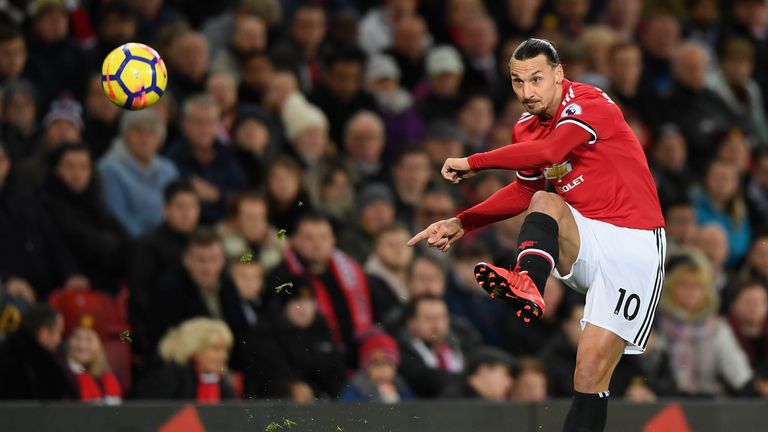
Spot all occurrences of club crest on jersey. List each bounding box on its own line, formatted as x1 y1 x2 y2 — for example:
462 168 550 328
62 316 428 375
561 103 582 118
544 160 573 182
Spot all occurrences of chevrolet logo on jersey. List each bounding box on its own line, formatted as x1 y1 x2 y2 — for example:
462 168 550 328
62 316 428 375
544 160 573 182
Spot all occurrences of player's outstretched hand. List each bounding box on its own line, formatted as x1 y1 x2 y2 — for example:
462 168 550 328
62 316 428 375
441 157 476 184
407 217 464 252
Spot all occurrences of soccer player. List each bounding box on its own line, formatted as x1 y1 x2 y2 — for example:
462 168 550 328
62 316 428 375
407 39 665 431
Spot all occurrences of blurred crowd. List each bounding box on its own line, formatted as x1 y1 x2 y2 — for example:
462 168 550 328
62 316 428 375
1 0 768 405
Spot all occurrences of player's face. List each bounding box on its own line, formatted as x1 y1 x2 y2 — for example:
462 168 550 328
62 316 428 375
509 54 564 117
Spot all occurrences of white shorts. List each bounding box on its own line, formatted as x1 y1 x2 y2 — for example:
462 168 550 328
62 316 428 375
552 204 666 354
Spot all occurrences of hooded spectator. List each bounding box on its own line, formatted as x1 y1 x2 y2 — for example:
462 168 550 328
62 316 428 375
340 333 414 402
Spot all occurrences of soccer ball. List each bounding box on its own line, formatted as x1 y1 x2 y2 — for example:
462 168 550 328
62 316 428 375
101 42 167 110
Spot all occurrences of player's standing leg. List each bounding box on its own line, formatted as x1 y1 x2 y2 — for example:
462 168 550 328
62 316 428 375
562 324 625 432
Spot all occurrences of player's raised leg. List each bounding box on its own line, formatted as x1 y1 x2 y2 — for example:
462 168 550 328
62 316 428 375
563 324 625 432
475 190 580 320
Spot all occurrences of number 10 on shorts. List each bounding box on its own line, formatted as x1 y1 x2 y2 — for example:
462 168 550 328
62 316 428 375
614 288 640 321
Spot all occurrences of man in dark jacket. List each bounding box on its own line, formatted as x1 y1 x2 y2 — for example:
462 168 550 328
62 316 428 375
442 346 516 400
0 141 85 300
0 304 75 400
128 180 200 363
149 229 247 358
396 294 464 398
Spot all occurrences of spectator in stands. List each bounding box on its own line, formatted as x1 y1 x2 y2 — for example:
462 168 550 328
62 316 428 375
693 160 752 267
135 0 182 43
0 305 75 400
25 0 87 107
384 14 429 92
338 183 396 263
456 93 493 152
716 129 752 179
205 72 238 137
601 0 641 41
128 180 200 361
0 141 86 300
0 279 31 342
476 210 523 269
746 151 768 232
739 233 768 287
202 0 279 61
649 124 693 209
134 318 236 402
308 163 356 230
42 143 127 294
607 41 657 131
358 0 417 55
504 276 566 358
237 50 274 105
728 281 768 369
281 93 333 174
230 104 280 191
82 74 121 159
341 333 414 403
578 25 616 89
390 147 433 226
445 243 506 346
217 192 283 271
342 111 388 187
664 199 699 252
422 121 466 172
708 37 768 149
511 357 548 402
457 15 499 95
658 251 754 397
407 255 446 298
226 257 268 372
19 97 83 190
99 109 178 238
413 188 457 245
270 213 374 369
210 15 266 80
365 54 425 160
553 0 591 37
0 22 27 88
309 48 378 145
418 46 465 122
638 13 680 98
540 300 585 398
264 156 311 234
692 224 738 306
150 229 247 356
442 345 515 401
270 3 327 93
728 0 768 108
665 41 741 172
366 224 413 324
166 94 246 224
64 321 123 405
1 80 39 164
397 294 464 398
87 0 138 73
260 277 346 401
165 30 210 103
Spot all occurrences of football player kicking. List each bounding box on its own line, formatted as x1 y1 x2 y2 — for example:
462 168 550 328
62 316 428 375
408 39 666 432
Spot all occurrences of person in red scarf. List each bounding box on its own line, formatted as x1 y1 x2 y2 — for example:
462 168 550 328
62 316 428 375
64 319 122 405
268 212 375 370
134 318 235 402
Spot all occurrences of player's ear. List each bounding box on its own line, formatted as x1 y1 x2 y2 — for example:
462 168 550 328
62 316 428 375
555 64 564 84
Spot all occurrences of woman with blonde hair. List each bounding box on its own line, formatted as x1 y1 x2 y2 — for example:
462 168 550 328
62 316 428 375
658 249 755 397
65 320 123 405
134 318 236 402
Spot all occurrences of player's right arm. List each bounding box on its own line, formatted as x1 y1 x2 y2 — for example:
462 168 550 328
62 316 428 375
456 173 544 232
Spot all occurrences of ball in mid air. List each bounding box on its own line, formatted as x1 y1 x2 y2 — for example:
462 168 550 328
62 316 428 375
101 42 167 110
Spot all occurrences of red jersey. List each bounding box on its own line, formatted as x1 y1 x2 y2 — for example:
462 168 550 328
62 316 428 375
459 79 664 231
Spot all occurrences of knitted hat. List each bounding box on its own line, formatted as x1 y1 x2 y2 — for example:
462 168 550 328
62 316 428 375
281 93 328 142
359 333 400 369
43 97 84 131
426 45 464 76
